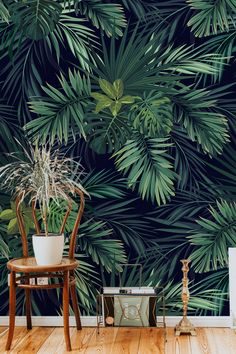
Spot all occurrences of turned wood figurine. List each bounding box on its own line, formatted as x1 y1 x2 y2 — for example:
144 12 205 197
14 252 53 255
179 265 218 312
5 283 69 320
175 259 196 336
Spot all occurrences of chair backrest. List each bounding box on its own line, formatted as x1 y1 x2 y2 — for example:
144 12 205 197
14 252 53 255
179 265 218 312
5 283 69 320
15 188 85 259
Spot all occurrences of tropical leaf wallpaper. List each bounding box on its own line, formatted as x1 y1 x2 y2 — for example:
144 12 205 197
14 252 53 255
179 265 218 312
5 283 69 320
0 0 236 317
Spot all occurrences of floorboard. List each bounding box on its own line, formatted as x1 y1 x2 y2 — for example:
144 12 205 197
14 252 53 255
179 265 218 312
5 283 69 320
0 326 235 353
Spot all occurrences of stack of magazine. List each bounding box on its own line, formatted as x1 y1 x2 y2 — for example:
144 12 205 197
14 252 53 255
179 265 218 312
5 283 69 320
102 286 156 295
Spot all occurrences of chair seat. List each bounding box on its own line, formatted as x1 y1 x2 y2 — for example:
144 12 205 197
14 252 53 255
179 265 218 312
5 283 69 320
7 257 78 273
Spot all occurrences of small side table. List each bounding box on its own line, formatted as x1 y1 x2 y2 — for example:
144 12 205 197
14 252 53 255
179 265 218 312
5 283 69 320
96 287 166 347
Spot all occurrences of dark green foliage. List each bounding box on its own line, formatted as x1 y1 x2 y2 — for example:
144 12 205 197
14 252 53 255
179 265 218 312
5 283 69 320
0 0 236 316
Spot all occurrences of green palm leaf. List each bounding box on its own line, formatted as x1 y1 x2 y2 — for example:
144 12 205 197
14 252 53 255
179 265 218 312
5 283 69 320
64 239 100 311
188 200 236 273
82 169 127 199
73 258 99 312
162 280 225 315
0 225 9 259
75 0 126 37
0 39 44 122
171 126 207 190
0 101 22 150
143 189 219 283
0 1 10 23
200 32 236 82
78 219 127 272
120 0 148 19
142 1 189 44
173 87 230 156
187 0 236 37
10 0 62 40
54 14 96 70
193 269 228 315
26 69 91 144
207 143 236 196
89 199 147 254
113 135 177 205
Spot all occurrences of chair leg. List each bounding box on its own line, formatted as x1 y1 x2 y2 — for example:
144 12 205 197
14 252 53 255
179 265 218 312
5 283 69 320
63 270 72 351
6 271 16 351
70 281 82 330
25 273 32 330
25 288 32 330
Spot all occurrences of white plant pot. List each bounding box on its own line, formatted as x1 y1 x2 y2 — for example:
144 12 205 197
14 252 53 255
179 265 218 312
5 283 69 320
32 233 64 265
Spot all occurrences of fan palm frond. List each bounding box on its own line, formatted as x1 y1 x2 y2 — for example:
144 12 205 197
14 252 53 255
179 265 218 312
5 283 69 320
113 135 177 205
89 26 225 96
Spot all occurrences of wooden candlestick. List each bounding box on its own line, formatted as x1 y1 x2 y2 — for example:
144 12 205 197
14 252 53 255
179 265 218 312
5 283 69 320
175 259 196 336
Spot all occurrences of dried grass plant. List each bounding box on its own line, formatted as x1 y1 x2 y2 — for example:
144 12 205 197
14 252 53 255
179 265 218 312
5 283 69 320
0 143 87 236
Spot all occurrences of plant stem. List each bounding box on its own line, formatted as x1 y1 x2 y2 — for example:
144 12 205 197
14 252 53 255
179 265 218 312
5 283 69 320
42 200 48 236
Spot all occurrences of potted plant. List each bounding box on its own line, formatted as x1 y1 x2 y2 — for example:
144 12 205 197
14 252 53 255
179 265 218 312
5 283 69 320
0 143 87 265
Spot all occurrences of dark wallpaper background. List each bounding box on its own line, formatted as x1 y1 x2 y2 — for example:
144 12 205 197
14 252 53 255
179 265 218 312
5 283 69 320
0 0 236 316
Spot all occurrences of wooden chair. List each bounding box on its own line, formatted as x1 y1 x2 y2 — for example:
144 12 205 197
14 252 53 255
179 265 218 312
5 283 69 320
5 188 85 352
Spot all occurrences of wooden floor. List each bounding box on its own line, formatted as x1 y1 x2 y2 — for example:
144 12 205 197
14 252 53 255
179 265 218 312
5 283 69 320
0 326 236 353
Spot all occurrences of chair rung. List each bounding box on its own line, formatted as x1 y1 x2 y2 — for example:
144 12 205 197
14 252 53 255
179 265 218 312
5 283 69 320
17 283 63 289
15 273 64 283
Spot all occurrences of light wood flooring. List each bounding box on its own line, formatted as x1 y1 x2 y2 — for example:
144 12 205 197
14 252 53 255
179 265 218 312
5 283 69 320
0 326 236 353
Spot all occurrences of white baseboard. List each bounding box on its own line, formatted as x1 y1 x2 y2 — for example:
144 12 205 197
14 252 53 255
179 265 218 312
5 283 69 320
0 316 231 328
